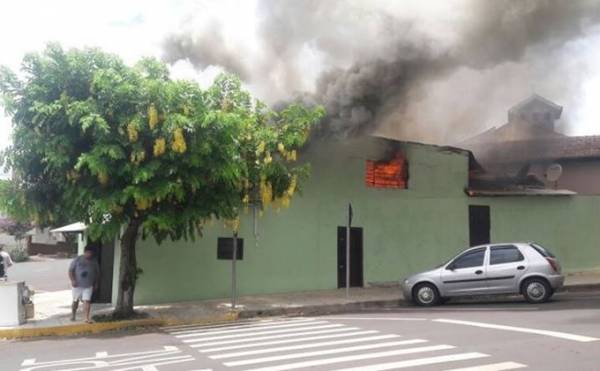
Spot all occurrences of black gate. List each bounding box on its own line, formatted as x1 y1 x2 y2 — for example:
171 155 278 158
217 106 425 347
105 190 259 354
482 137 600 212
337 227 364 288
469 205 491 247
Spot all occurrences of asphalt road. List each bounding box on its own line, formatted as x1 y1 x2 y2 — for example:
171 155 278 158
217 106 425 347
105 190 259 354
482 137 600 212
2 290 600 371
7 257 72 292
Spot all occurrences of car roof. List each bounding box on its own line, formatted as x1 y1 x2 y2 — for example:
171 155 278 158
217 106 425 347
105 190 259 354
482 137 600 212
464 242 532 251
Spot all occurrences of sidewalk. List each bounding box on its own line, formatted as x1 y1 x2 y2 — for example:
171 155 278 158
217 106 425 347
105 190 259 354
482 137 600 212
1 270 599 339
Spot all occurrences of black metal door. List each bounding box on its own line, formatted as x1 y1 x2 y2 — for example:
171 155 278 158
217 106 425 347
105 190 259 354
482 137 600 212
337 227 364 288
469 205 491 247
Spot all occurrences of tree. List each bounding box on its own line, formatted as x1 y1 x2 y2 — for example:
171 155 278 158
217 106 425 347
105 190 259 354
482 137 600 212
0 44 324 318
0 217 32 247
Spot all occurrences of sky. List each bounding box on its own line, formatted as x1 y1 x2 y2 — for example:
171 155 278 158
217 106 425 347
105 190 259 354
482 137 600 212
0 0 254 149
2 0 600 149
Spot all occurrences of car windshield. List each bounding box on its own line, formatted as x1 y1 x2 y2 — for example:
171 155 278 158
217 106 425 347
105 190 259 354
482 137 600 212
530 243 556 258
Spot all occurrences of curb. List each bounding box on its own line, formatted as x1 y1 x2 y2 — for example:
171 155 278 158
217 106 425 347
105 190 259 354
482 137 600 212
239 299 403 319
0 312 239 340
559 283 600 293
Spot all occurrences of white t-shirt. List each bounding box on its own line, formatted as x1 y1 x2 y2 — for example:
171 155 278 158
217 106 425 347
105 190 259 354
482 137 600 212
0 251 13 275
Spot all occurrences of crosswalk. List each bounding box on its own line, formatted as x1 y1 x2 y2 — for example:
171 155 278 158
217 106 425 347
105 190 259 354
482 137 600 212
162 317 527 371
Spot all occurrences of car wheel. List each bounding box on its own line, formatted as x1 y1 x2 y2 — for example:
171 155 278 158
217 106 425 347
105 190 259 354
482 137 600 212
413 283 441 306
522 278 551 303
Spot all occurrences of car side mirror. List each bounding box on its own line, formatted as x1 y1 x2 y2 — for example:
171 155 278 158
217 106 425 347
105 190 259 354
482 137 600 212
446 264 455 271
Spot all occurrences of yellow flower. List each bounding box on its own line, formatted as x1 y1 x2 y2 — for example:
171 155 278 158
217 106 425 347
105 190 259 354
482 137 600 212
260 180 273 207
264 151 272 164
148 104 159 129
135 198 152 211
256 141 266 155
281 194 290 208
130 150 146 165
127 121 138 142
171 128 187 153
277 142 285 154
97 172 109 185
242 194 250 204
224 217 240 232
153 137 166 157
286 175 297 196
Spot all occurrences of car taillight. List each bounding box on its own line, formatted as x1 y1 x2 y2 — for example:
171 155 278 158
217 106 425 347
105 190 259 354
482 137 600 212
546 257 561 274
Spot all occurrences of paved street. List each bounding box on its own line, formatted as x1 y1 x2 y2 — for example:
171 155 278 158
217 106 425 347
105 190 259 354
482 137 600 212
1 290 600 370
8 258 71 293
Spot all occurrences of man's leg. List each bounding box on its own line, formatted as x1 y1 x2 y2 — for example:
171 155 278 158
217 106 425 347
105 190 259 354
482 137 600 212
71 288 81 321
83 301 91 322
82 287 93 323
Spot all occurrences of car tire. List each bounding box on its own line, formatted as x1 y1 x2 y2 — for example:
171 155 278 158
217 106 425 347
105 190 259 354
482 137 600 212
522 278 552 304
413 283 441 306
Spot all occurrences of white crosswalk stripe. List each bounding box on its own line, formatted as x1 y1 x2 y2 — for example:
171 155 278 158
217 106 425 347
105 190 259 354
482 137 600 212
168 318 318 336
181 323 345 343
162 317 529 371
172 319 326 337
208 334 402 358
189 327 359 348
198 330 379 352
221 339 429 366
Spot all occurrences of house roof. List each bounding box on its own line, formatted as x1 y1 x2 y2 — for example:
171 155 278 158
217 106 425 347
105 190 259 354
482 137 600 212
50 222 86 233
470 135 600 164
508 94 563 121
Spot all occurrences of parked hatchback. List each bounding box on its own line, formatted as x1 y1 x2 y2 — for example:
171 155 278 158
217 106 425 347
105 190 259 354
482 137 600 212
402 242 564 306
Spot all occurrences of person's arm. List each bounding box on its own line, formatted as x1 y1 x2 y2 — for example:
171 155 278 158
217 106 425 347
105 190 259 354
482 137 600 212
6 253 13 267
68 259 77 287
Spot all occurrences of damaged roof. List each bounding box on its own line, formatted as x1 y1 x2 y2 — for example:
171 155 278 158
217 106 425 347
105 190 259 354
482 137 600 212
469 135 600 164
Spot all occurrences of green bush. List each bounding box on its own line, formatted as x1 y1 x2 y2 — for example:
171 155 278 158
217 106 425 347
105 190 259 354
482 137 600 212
6 244 29 262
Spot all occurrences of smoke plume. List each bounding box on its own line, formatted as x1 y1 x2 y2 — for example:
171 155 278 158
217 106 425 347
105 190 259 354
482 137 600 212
162 0 600 144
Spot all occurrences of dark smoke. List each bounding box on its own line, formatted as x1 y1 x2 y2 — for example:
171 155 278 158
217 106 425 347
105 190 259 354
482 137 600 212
162 0 600 142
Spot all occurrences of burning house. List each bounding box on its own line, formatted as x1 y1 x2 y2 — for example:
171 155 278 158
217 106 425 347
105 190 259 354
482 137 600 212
105 102 600 304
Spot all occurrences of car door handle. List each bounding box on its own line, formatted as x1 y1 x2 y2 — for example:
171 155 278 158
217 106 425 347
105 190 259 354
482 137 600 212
475 270 483 275
517 266 525 270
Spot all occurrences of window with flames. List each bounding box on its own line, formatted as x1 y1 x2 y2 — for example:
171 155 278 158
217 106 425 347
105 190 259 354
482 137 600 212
365 152 408 189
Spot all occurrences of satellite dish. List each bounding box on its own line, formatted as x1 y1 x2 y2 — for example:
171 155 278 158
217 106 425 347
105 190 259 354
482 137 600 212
545 163 563 182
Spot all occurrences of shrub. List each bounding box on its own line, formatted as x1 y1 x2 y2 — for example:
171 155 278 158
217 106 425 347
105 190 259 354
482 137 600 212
6 244 29 262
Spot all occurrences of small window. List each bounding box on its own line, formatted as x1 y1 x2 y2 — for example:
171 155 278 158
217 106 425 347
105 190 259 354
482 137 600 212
451 247 485 269
217 237 244 260
490 245 524 265
365 152 408 189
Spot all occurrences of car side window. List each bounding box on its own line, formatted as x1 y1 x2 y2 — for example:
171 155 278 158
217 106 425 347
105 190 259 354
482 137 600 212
451 248 486 269
490 245 524 265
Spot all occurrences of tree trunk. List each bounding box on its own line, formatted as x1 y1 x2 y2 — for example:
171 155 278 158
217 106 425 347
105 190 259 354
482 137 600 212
113 218 142 318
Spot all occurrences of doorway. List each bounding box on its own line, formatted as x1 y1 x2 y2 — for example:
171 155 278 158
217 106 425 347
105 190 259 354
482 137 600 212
337 227 364 288
469 205 490 247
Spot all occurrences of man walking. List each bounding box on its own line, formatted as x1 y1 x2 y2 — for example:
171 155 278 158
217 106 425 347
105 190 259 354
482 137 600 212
0 244 13 281
68 245 100 323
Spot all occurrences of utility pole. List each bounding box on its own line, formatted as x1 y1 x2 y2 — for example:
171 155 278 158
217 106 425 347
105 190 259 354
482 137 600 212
231 231 238 309
346 203 353 300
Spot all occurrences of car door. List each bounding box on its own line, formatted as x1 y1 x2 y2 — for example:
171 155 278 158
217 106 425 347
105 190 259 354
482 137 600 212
440 247 488 296
486 244 527 294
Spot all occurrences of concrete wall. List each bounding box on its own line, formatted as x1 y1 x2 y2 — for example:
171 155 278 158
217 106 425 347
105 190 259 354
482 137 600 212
116 136 600 305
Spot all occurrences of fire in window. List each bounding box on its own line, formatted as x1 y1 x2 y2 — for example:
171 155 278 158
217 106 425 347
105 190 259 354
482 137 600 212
365 152 408 189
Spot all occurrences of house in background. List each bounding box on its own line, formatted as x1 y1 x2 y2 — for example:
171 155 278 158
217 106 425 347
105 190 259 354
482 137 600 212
460 94 600 195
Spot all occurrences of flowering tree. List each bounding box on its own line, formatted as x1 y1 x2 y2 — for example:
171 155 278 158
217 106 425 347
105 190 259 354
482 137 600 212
0 44 324 317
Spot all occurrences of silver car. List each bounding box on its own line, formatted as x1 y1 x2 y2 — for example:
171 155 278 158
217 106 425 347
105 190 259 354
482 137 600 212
402 242 564 306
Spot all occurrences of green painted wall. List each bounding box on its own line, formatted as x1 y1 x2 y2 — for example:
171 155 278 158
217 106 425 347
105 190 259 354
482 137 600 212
115 136 600 305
